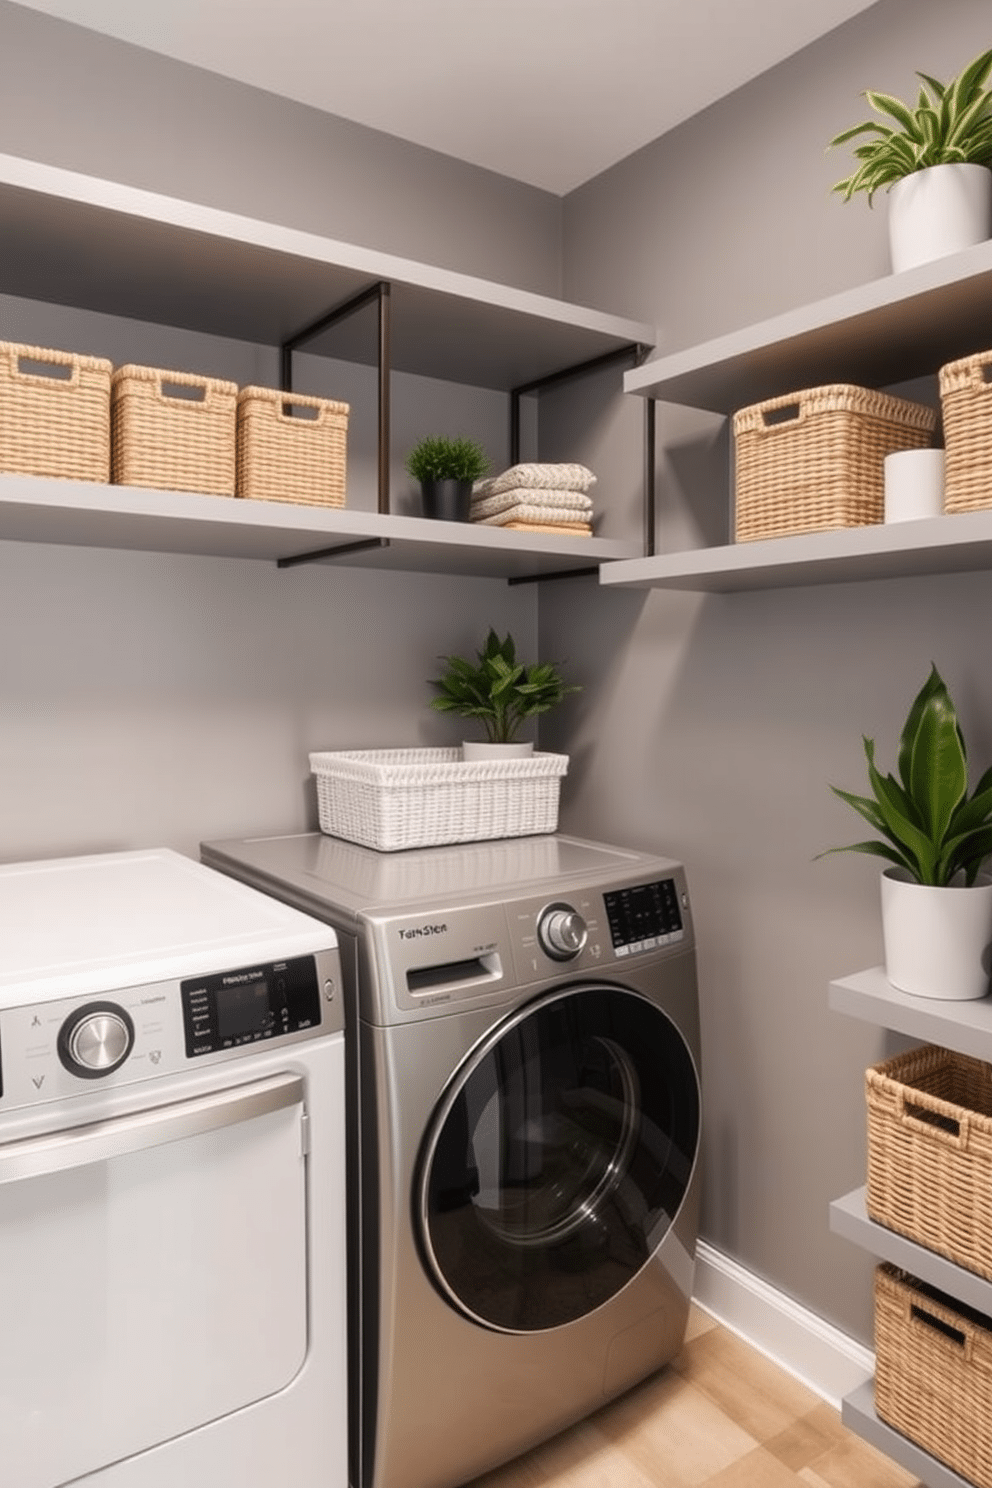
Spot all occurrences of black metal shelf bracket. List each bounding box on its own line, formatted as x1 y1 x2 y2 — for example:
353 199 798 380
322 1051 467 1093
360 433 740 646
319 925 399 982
507 565 599 587
280 279 392 516
277 537 391 570
510 340 655 564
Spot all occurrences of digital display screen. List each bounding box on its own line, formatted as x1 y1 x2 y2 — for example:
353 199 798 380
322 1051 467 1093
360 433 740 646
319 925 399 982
181 955 321 1058
216 978 275 1039
604 878 683 950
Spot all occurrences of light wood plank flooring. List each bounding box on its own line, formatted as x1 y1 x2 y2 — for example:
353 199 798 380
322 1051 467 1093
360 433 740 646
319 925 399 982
464 1306 923 1488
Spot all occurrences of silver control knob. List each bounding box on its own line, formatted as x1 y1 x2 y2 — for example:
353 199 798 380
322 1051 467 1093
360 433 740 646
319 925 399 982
538 904 588 961
59 1004 134 1077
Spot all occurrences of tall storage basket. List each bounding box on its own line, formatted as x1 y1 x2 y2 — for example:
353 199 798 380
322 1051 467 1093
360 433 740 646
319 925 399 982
940 349 992 512
733 384 936 541
111 366 237 495
0 342 111 482
309 749 568 851
866 1044 992 1281
237 387 349 507
875 1264 992 1488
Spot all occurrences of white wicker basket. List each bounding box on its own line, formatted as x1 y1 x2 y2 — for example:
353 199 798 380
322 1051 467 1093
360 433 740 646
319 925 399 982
309 748 569 851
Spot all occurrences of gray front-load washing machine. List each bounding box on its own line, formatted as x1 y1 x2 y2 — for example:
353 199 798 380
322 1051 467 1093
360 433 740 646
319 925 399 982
201 831 702 1488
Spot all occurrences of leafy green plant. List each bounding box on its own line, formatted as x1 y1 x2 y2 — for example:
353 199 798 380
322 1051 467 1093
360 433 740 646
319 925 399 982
405 435 490 484
829 47 992 203
429 629 581 744
822 664 992 886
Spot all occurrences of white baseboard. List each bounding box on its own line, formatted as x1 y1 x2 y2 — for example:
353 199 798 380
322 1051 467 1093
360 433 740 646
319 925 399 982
692 1241 874 1411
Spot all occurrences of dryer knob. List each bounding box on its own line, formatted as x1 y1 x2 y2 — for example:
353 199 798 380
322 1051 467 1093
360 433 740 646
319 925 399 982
538 906 588 961
59 1004 134 1078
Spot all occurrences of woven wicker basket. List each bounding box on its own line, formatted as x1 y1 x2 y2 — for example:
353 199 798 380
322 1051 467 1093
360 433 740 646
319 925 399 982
309 748 568 851
111 365 237 495
0 341 111 482
866 1044 992 1281
875 1264 992 1488
940 350 992 513
237 387 348 507
733 384 936 541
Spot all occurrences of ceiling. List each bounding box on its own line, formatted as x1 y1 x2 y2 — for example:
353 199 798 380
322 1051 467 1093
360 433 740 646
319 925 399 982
12 0 880 194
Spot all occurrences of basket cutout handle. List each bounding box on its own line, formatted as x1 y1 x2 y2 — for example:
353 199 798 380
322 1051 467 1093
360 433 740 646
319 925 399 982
899 1092 970 1149
759 401 803 430
909 1302 974 1361
155 373 218 409
12 347 80 390
278 398 322 425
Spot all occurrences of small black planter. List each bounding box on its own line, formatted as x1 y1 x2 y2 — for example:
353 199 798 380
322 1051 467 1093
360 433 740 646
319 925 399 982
421 477 473 521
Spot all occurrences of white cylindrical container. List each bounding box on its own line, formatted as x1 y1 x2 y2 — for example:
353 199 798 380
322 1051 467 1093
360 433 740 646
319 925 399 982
883 448 945 522
881 868 992 1000
888 163 992 273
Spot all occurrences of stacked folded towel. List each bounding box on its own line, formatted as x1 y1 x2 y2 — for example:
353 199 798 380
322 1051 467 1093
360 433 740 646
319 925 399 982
471 462 596 535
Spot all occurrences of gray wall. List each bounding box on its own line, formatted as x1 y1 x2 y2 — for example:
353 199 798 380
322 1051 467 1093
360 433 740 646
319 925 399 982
550 0 992 1343
0 1 563 295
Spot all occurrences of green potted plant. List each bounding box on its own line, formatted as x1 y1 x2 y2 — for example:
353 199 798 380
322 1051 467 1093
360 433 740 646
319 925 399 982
828 47 992 272
405 434 490 522
429 628 581 758
822 663 992 999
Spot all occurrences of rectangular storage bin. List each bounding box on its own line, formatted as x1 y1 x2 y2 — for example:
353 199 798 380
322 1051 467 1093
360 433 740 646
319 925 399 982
866 1044 992 1281
237 387 349 507
111 365 237 495
732 384 936 541
0 341 111 482
875 1264 992 1488
308 748 569 851
940 350 992 513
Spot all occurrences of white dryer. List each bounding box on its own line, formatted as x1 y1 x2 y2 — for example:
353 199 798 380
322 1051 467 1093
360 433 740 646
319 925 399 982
0 848 347 1488
201 831 702 1488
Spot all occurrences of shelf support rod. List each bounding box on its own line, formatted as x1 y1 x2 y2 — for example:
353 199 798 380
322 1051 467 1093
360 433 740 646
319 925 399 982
509 341 648 464
276 537 391 570
279 279 392 517
644 396 656 558
507 565 599 586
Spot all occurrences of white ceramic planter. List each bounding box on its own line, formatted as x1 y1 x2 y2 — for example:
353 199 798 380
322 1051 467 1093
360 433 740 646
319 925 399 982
888 163 992 273
461 741 534 761
881 867 992 1000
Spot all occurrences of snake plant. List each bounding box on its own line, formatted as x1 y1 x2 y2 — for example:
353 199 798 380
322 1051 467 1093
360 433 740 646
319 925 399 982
829 47 992 204
823 665 992 886
429 629 580 744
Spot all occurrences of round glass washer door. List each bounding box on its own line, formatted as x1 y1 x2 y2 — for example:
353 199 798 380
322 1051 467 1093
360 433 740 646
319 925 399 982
417 983 700 1334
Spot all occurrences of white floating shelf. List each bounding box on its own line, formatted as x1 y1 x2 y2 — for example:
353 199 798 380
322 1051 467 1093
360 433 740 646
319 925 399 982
0 475 635 579
599 510 992 593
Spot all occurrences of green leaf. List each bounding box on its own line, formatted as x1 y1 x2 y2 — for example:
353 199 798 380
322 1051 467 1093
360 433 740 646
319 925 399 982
917 71 947 103
865 90 924 138
864 739 931 868
904 676 968 843
816 839 917 872
952 47 992 109
828 120 894 147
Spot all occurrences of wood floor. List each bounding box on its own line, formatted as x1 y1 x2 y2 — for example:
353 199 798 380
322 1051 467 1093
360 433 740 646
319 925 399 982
464 1306 923 1488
